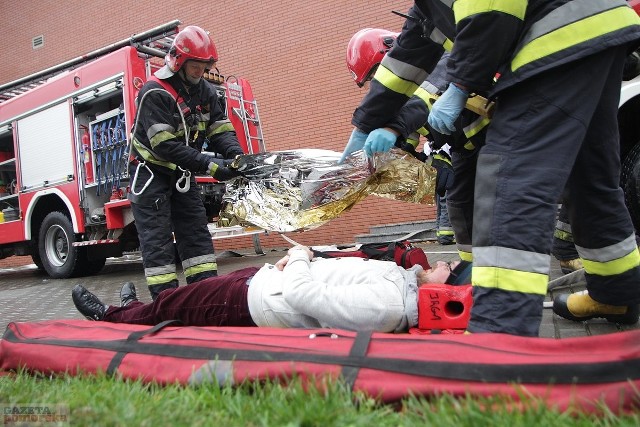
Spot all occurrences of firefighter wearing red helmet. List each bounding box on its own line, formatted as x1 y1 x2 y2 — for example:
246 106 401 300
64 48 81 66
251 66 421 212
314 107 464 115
342 2 640 336
155 25 219 82
129 25 244 300
345 27 458 247
346 28 398 87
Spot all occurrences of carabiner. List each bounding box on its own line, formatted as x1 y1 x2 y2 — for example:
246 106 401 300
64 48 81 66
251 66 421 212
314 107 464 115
176 167 191 193
130 161 154 196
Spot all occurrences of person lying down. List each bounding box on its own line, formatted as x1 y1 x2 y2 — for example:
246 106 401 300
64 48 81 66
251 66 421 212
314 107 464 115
72 245 471 333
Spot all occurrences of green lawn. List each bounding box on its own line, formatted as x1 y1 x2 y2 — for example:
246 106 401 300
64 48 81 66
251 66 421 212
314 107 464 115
1 370 638 426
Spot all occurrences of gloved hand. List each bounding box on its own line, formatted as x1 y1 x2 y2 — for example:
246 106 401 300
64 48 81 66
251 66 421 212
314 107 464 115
363 128 397 157
398 141 427 162
208 159 242 181
339 129 368 163
428 151 454 197
427 84 469 135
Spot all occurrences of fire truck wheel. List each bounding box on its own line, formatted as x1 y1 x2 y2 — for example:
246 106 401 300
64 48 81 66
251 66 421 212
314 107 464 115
75 249 107 276
621 142 640 231
38 211 82 279
30 241 44 271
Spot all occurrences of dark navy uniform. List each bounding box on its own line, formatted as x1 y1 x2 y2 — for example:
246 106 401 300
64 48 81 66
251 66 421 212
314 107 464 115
129 74 243 299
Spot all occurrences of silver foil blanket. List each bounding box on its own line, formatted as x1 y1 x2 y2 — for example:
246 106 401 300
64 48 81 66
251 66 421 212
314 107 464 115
218 148 437 232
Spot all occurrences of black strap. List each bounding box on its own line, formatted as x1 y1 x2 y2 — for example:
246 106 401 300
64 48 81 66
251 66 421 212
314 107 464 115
106 320 182 375
400 248 408 268
340 331 372 391
360 243 394 260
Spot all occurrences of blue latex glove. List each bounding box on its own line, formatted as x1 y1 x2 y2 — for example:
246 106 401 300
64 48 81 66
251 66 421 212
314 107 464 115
427 84 469 135
363 128 397 157
339 129 368 163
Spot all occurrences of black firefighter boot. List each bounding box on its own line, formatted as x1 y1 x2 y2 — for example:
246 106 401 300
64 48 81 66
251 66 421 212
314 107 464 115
120 282 138 307
72 285 108 321
148 282 179 301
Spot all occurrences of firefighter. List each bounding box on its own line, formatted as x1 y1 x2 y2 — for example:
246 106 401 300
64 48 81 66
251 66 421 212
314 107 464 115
343 27 489 260
341 2 640 335
345 28 455 246
129 25 244 300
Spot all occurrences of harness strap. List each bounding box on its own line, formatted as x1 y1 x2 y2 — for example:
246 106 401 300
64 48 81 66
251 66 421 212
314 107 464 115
148 76 191 118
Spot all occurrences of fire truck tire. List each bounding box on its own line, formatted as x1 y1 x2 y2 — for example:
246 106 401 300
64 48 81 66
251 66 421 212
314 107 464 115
28 239 44 270
30 250 44 271
38 211 82 279
75 250 106 276
621 142 640 230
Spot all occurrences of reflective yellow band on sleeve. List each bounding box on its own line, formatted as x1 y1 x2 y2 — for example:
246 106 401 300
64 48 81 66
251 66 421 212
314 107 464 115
413 86 435 111
454 0 527 23
374 66 420 97
208 122 235 137
443 38 453 52
512 6 640 72
463 141 476 150
132 138 176 170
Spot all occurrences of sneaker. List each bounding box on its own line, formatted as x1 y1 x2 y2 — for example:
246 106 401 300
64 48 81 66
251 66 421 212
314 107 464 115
553 293 639 324
559 258 583 274
120 282 138 307
71 284 108 321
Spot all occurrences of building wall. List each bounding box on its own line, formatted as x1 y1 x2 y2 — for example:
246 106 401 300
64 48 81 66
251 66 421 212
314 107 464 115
0 0 436 249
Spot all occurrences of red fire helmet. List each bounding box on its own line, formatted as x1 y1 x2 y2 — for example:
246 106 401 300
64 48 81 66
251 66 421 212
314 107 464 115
155 25 219 79
346 28 398 87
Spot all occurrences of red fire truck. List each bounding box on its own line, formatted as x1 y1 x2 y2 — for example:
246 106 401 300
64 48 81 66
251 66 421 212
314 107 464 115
0 20 266 278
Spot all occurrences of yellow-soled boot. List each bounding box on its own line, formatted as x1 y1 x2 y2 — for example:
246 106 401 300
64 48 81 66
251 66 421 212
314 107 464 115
559 258 583 274
553 293 639 324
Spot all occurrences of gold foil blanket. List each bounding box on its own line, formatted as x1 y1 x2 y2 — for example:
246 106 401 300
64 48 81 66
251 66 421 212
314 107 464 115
218 148 437 232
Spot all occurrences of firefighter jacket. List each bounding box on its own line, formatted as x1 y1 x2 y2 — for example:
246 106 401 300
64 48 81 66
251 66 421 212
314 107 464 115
131 74 243 175
352 0 640 134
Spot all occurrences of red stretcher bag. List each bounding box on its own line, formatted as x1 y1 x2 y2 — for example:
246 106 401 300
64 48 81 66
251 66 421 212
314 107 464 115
1 320 639 414
312 241 430 270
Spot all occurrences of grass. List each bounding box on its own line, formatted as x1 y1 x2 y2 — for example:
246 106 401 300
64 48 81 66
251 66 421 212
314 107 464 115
1 370 638 426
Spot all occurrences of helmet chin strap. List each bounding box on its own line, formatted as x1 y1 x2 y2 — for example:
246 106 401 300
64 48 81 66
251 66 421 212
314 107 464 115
177 68 201 86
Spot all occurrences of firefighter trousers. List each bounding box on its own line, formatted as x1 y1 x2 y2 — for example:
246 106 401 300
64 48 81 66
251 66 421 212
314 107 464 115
435 192 454 244
552 203 579 262
470 45 640 336
129 164 218 299
447 146 479 262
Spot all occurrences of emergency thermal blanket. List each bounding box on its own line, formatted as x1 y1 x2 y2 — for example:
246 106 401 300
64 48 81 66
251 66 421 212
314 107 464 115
219 148 436 232
1 320 639 415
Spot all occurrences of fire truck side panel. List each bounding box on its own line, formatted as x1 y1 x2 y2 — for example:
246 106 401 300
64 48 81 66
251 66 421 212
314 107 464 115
18 102 75 191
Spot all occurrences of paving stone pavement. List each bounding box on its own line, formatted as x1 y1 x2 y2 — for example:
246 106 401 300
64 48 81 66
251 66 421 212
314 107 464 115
0 243 637 338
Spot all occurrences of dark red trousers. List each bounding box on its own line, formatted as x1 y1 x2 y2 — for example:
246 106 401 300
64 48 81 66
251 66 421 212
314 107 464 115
104 267 259 326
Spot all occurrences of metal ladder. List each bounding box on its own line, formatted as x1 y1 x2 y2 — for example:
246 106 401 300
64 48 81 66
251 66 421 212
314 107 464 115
232 89 266 154
0 20 180 103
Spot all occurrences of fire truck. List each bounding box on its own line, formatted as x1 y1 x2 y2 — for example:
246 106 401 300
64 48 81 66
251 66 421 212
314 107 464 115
0 20 266 278
620 1 640 231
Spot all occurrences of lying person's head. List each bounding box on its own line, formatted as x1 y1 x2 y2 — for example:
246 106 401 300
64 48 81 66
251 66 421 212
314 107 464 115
416 260 471 285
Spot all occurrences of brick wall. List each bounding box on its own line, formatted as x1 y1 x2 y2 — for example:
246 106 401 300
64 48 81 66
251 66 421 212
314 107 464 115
0 1 436 250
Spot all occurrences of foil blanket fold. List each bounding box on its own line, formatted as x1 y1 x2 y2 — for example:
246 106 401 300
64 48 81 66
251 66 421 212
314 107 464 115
218 148 437 232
